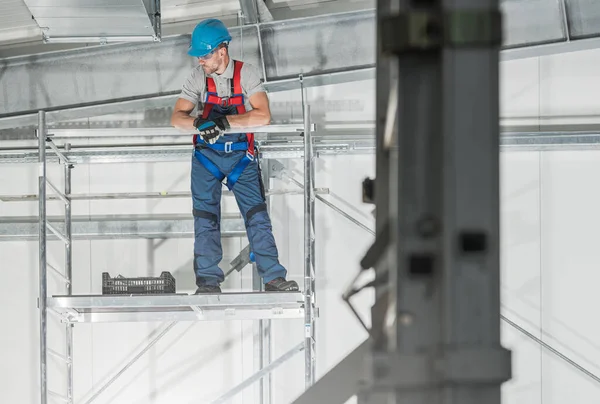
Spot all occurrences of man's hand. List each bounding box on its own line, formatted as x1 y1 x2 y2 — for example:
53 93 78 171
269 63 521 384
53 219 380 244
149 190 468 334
193 116 230 144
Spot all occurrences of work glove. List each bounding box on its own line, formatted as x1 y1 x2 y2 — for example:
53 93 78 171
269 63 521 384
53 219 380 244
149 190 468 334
193 116 230 144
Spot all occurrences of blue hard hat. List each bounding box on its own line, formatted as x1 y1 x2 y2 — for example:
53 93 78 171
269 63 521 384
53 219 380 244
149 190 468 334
188 19 232 57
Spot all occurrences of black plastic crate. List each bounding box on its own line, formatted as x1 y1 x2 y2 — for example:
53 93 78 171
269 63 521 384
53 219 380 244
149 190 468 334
102 272 176 295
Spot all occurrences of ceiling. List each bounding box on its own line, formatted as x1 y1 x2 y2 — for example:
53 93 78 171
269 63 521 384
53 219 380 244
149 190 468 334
0 0 41 44
160 0 242 25
0 0 375 49
0 0 245 45
501 0 600 48
1 0 600 56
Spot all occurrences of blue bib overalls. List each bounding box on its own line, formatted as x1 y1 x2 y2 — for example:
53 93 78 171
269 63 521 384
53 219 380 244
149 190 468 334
191 101 287 287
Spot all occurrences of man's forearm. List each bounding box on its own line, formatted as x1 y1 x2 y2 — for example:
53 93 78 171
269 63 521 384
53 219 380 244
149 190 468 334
171 111 197 131
171 108 270 131
226 109 270 128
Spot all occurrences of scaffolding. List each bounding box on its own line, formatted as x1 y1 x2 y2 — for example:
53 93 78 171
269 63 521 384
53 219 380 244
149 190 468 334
4 40 598 402
3 76 381 404
4 101 600 404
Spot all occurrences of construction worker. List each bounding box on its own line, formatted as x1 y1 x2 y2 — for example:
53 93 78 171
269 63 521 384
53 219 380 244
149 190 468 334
171 19 299 294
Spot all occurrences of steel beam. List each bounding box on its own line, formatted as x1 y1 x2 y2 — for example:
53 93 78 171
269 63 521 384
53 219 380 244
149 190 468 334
364 1 512 404
296 1 513 404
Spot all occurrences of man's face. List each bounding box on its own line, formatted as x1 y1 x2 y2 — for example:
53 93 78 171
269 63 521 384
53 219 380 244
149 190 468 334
198 47 225 75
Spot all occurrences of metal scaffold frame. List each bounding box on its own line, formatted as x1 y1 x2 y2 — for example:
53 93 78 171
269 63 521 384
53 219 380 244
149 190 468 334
28 79 367 404
8 2 599 395
5 78 600 404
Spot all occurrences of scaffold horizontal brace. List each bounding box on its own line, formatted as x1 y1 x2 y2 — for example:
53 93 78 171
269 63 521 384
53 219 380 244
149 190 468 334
47 125 316 139
0 214 246 241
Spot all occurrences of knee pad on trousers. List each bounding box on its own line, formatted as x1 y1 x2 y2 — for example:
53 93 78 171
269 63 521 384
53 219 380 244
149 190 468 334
246 203 267 224
245 203 278 257
193 209 218 222
193 209 222 257
193 209 220 235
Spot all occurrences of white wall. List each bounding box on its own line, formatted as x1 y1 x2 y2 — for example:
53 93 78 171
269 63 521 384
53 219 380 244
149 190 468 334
5 47 600 404
0 79 376 404
500 50 600 404
500 150 600 404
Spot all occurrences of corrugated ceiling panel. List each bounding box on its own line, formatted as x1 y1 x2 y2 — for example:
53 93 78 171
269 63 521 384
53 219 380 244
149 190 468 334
0 0 36 29
501 0 566 48
22 0 158 40
160 0 240 23
565 0 600 39
0 0 40 42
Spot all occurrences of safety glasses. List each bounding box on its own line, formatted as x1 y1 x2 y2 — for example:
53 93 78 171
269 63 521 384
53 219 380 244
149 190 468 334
197 48 218 61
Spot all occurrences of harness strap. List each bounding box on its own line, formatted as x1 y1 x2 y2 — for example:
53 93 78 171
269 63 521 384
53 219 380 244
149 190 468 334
225 152 253 190
203 76 217 117
193 60 256 190
193 150 253 191
193 76 219 145
233 61 255 156
205 93 244 107
197 141 248 153
194 150 225 182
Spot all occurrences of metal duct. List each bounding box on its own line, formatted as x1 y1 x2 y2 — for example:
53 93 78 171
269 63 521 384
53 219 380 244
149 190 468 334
502 0 600 59
239 0 274 23
0 9 375 129
240 0 259 24
256 0 274 22
3 5 600 130
22 0 161 43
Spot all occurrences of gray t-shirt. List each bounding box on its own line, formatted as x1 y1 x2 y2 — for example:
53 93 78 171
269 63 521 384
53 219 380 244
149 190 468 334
179 59 266 115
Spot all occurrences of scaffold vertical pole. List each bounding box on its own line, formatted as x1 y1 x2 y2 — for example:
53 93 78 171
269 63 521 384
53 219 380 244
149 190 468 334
64 144 74 404
301 76 316 388
38 110 48 404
